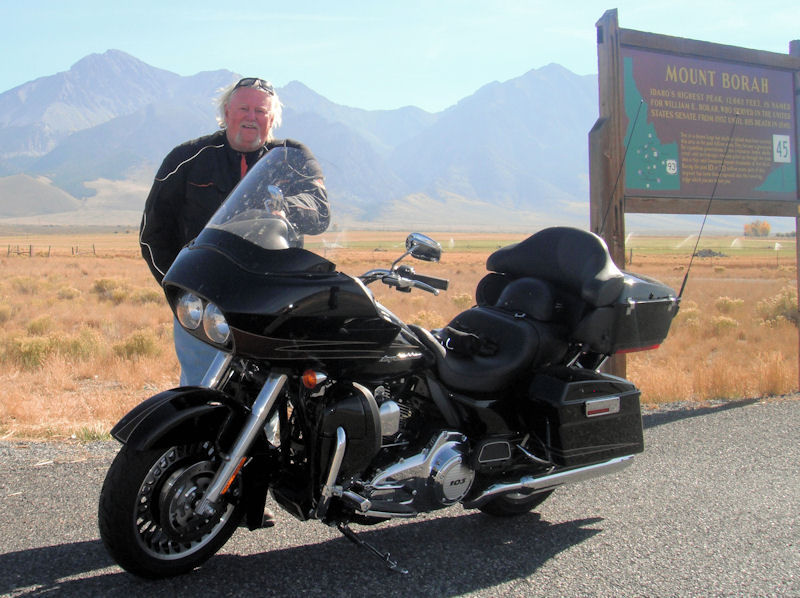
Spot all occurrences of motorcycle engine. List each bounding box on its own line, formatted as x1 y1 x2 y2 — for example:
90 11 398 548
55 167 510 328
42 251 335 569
361 431 475 513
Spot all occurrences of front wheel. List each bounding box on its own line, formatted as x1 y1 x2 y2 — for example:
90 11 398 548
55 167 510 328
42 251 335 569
98 441 244 578
477 489 553 517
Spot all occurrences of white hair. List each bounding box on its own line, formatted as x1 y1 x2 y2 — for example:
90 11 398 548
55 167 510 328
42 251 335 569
216 80 283 140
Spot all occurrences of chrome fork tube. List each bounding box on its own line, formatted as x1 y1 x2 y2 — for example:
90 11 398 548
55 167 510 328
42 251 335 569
200 352 233 388
195 373 287 516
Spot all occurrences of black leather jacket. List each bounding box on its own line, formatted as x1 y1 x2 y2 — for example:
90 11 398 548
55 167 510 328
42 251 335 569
140 131 329 283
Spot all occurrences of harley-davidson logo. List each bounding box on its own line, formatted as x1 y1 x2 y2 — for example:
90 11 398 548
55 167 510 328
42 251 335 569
379 351 423 363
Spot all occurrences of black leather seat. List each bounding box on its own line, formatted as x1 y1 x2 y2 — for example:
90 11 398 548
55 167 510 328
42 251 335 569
410 277 568 394
480 227 625 352
485 226 624 308
409 228 626 393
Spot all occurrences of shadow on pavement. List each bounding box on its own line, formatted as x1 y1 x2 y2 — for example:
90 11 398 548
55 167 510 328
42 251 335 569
0 512 603 597
642 398 761 429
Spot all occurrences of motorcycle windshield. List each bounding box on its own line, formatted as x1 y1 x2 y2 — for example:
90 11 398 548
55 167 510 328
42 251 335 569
193 145 334 274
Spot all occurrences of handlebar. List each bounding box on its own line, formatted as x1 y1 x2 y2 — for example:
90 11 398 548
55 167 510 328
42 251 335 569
396 265 449 291
359 266 449 295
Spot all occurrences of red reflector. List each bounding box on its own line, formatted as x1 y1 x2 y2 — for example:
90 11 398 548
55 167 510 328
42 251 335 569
587 407 611 416
220 457 246 495
618 344 660 354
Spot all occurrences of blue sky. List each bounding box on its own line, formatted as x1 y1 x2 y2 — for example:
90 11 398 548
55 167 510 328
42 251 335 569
3 0 798 112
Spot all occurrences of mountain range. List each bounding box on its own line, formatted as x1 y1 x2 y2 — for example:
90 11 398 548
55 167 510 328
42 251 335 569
0 49 600 230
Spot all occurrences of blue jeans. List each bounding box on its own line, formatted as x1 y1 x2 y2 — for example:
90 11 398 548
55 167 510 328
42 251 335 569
173 318 224 386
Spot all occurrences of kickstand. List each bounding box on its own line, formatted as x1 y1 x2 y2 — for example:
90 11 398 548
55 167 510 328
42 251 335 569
337 522 409 574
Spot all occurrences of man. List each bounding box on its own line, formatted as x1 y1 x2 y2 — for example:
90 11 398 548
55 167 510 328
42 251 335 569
140 77 330 385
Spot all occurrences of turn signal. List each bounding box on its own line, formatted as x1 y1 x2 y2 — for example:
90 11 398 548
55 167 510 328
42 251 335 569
302 370 328 389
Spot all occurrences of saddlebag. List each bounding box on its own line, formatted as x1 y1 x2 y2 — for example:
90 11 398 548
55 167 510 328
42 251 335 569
524 367 644 467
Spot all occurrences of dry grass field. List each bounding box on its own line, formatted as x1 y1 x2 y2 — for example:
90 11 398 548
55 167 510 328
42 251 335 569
0 228 797 439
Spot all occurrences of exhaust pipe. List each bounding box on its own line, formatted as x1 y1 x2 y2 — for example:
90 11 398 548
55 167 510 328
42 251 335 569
462 455 634 509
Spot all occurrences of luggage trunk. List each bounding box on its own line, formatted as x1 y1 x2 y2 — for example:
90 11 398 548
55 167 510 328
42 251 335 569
611 271 678 352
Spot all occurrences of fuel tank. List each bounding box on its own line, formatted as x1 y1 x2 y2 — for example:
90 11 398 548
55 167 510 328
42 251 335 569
163 229 429 375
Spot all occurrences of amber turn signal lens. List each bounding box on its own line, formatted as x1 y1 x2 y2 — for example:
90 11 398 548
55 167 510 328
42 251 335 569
301 370 327 389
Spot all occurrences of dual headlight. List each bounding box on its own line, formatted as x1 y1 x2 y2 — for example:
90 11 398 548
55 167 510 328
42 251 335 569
175 292 231 345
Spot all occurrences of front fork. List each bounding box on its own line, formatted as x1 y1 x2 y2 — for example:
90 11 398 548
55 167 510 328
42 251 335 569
193 356 361 521
194 367 287 517
200 351 233 389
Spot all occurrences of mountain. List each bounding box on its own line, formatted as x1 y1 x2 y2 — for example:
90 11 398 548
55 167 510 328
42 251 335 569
391 64 596 220
0 50 179 159
0 50 599 229
0 174 81 216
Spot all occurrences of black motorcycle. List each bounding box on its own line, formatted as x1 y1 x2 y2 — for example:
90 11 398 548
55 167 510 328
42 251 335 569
98 146 679 578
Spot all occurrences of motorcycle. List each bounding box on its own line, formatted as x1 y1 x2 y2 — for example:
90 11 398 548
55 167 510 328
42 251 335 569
98 145 679 578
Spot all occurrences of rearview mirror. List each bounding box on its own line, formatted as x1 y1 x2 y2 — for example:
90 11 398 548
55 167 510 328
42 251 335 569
405 233 442 262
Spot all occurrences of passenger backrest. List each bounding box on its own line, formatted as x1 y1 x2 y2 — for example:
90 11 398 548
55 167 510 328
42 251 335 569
475 272 508 306
494 277 554 321
485 227 624 308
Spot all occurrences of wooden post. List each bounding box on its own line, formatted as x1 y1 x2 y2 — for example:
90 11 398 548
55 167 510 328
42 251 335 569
790 39 800 391
592 9 627 377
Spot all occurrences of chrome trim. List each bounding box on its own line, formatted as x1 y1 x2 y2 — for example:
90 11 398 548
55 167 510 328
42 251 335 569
361 431 472 518
462 455 635 509
362 509 416 519
566 344 589 368
585 396 621 418
379 400 401 438
195 373 287 516
369 431 466 490
516 443 554 467
315 427 347 519
593 355 610 373
341 490 372 513
478 441 512 464
200 352 233 388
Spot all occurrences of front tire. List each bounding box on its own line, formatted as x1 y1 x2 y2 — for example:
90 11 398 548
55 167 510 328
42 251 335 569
98 441 244 578
477 489 553 517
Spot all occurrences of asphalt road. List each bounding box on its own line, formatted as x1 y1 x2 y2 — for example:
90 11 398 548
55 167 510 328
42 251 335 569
0 398 797 597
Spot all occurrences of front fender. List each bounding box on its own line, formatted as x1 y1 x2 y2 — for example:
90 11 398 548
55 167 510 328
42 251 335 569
111 386 245 451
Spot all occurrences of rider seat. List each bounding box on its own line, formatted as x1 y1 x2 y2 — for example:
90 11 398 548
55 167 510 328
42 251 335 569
411 277 569 394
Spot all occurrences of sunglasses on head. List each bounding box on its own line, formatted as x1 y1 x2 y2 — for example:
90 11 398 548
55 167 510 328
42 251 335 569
234 77 275 95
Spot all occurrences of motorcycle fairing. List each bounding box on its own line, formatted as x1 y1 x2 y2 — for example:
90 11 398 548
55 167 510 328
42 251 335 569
190 227 335 275
165 234 433 373
318 382 382 477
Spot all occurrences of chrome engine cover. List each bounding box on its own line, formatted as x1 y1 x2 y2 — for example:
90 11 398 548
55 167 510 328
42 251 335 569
361 431 475 516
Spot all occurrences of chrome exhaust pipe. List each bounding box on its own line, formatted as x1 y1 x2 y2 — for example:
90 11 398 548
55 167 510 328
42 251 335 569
462 455 635 509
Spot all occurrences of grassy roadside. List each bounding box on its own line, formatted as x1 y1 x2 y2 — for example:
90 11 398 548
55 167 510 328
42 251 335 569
0 230 796 439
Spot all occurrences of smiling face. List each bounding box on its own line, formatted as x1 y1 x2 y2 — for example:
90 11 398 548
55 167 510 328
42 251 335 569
224 87 275 152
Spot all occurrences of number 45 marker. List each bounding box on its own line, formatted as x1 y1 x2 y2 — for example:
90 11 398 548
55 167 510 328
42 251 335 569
773 135 791 163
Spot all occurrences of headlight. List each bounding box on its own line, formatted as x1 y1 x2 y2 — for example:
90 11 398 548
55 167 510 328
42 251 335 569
203 303 230 344
176 292 203 330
